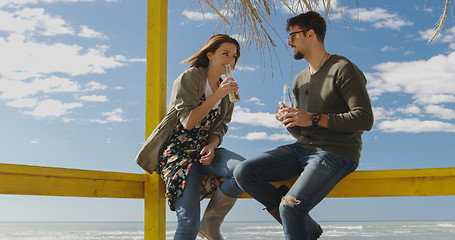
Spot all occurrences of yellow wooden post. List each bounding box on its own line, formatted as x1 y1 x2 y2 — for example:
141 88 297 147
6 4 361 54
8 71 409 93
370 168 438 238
145 0 167 239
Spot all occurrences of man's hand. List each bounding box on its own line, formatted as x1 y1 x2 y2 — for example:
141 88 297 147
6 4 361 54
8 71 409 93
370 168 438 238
275 101 287 121
276 102 312 128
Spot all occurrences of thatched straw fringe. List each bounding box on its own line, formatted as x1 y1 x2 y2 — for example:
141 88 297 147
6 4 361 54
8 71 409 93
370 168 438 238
198 0 451 78
204 0 230 24
428 0 451 44
202 0 450 45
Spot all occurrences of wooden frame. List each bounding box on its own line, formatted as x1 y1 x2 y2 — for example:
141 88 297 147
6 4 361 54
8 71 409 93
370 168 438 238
1 1 455 240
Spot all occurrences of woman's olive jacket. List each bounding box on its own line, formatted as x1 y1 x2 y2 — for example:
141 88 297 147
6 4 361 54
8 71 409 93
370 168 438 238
135 67 234 174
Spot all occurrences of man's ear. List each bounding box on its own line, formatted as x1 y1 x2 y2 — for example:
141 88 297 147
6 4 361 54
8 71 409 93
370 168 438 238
307 29 316 39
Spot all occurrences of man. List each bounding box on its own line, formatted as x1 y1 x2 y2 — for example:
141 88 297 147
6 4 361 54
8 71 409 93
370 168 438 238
233 11 374 240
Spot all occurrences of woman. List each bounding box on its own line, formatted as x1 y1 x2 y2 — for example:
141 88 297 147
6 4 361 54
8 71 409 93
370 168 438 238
135 34 245 240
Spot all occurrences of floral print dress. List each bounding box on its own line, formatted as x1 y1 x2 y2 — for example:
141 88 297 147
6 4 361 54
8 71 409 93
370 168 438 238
158 94 221 210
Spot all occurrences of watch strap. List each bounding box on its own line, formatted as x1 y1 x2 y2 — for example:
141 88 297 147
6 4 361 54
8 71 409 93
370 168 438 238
310 112 320 127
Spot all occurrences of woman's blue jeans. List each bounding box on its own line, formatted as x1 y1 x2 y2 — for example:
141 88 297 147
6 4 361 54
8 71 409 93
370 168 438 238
233 144 357 240
172 148 244 240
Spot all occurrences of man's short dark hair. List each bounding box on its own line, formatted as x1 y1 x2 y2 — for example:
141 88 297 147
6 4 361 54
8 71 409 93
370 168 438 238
286 11 327 43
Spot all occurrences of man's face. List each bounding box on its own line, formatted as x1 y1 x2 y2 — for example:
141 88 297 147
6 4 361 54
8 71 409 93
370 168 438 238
288 26 307 60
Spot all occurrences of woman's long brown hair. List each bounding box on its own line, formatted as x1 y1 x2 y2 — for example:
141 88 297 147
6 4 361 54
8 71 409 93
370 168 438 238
181 34 240 68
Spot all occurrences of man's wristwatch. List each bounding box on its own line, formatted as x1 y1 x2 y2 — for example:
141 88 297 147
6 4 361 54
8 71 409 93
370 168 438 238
310 112 321 127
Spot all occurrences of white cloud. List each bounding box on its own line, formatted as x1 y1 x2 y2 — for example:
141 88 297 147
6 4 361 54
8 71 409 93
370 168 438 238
76 95 108 102
245 97 265 106
231 106 282 128
280 4 412 31
356 8 413 30
331 8 413 30
376 118 455 133
89 108 128 124
235 65 257 71
230 34 247 44
62 117 74 123
182 10 219 21
368 51 455 133
419 26 455 47
0 0 116 8
424 105 455 120
24 99 82 118
83 81 108 91
6 98 37 108
229 131 294 141
418 28 436 41
404 50 415 56
367 52 455 101
0 77 80 100
29 138 40 144
0 8 74 36
372 106 392 121
373 105 421 122
0 4 134 122
0 3 139 122
281 0 338 14
78 25 109 40
126 58 146 63
381 45 397 52
396 105 421 115
0 34 125 79
415 94 455 105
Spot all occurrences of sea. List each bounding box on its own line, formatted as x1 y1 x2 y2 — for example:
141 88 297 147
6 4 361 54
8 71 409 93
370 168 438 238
0 221 454 239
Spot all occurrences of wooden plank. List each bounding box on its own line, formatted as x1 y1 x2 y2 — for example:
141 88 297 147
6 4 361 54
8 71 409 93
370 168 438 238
237 167 455 198
0 172 144 198
145 0 167 239
144 173 166 239
344 167 455 179
0 163 145 182
2 165 454 199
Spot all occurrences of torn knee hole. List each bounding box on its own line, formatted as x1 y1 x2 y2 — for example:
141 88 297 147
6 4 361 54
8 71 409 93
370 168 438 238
279 196 301 207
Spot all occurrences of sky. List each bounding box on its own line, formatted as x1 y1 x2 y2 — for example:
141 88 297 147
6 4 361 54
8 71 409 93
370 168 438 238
1 0 455 223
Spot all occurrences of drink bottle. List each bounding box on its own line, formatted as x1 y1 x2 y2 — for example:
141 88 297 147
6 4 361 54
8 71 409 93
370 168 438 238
282 84 293 107
225 64 240 103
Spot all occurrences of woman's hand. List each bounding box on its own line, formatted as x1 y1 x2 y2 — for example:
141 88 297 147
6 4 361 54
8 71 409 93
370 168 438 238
214 78 238 99
199 144 216 165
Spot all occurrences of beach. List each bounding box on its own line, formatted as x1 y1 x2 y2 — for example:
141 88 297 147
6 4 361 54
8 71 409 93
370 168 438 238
0 221 454 239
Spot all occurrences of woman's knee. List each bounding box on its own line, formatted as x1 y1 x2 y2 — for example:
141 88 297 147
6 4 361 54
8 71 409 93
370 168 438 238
176 214 200 236
178 216 200 230
215 148 245 168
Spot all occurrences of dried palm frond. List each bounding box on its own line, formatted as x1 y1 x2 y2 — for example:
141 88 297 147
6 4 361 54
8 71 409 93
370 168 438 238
197 0 450 78
199 0 334 79
427 0 452 44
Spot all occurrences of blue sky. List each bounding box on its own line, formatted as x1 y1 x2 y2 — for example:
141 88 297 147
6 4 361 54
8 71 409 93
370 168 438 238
1 0 455 223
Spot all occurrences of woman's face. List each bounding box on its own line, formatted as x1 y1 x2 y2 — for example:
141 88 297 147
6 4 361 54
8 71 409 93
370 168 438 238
207 42 238 75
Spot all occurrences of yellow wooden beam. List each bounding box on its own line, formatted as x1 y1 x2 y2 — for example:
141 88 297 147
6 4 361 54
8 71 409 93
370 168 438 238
145 0 167 239
0 163 145 182
327 167 455 197
238 167 455 198
3 163 454 199
1 161 455 240
146 1 167 135
0 163 145 198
